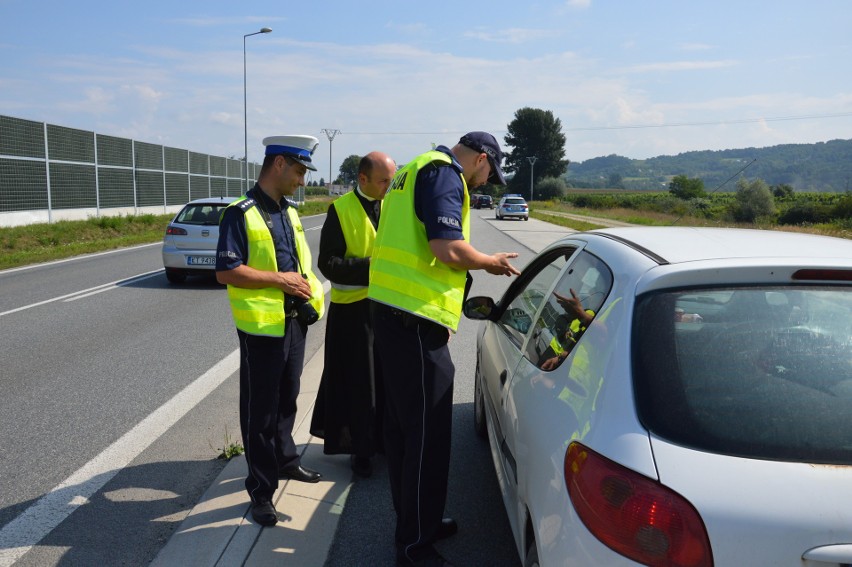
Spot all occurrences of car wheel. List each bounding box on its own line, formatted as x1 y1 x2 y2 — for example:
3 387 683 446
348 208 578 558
524 216 529 221
473 360 487 439
523 540 540 567
165 268 187 284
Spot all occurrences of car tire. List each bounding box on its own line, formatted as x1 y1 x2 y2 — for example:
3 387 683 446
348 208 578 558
165 268 187 284
524 216 529 221
523 540 540 567
473 360 487 439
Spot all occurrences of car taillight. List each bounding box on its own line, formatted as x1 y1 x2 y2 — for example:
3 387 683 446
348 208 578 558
564 442 713 567
166 226 187 236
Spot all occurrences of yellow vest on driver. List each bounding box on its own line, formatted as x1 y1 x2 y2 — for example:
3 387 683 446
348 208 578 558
368 150 470 331
225 195 325 337
329 190 379 304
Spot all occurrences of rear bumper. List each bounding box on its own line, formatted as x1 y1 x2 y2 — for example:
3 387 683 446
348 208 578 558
162 246 217 271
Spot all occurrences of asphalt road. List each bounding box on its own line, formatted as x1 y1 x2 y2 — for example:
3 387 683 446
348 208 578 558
0 209 569 566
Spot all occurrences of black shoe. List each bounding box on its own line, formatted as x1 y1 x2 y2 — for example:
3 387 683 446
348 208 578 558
350 455 373 478
435 517 457 540
250 499 278 526
279 464 322 483
397 546 453 567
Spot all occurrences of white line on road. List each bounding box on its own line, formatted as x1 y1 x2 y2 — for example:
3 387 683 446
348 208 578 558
0 349 240 567
0 243 161 275
63 270 164 302
0 269 164 317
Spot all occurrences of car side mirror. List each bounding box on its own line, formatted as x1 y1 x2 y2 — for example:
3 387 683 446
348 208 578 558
463 296 496 320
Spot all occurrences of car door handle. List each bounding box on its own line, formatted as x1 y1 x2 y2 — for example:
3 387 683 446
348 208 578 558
499 369 508 386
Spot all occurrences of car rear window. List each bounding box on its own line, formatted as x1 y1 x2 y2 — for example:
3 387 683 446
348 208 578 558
504 198 526 205
633 286 852 465
176 204 228 225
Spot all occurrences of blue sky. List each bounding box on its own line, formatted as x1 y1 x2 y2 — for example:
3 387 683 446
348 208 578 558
1 0 850 182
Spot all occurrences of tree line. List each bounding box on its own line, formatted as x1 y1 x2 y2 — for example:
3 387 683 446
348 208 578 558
327 107 852 199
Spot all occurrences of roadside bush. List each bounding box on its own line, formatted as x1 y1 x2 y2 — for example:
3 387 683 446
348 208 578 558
669 175 706 199
778 201 832 225
535 176 567 200
831 193 852 219
730 178 777 223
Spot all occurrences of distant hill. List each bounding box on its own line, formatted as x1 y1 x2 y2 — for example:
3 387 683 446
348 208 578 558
567 138 852 192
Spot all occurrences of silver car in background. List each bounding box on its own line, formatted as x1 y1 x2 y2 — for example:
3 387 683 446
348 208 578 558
496 194 529 220
162 196 237 283
464 227 852 567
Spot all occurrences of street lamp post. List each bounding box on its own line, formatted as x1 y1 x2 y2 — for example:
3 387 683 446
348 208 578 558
321 129 340 195
526 156 538 201
244 27 272 193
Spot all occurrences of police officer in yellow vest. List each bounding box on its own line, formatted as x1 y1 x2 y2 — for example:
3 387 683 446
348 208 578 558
310 151 397 479
368 132 520 567
215 135 325 528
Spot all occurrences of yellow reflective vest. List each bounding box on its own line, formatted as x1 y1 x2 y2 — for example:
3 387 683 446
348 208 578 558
225 195 324 337
368 150 470 331
329 191 379 304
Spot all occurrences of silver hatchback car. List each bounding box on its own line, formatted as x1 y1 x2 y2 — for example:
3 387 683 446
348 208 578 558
161 196 237 283
464 227 852 567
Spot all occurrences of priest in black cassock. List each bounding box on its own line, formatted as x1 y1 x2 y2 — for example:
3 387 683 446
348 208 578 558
310 151 397 477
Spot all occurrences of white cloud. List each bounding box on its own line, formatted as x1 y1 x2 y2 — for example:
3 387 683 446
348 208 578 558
463 28 562 44
566 0 591 8
622 60 738 73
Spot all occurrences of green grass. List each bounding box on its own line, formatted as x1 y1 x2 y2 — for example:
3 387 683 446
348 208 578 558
0 214 174 270
0 196 338 271
529 210 605 231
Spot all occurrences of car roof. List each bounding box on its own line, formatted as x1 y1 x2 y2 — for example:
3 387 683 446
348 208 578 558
582 226 852 264
184 196 239 206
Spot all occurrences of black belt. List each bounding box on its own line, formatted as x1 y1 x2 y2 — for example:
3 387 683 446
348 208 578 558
383 305 428 329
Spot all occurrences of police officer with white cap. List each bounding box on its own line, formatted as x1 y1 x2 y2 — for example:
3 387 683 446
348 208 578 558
216 135 326 527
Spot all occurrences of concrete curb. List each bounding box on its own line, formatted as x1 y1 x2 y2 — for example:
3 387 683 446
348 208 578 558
151 343 354 567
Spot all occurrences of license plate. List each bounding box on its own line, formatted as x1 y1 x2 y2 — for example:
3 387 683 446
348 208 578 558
187 256 215 266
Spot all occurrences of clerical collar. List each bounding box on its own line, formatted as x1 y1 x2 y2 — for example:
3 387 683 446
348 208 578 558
355 186 377 202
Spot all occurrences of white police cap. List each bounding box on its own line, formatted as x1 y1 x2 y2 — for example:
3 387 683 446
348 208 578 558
262 135 319 171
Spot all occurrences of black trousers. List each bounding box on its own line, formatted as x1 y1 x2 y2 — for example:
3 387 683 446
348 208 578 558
371 301 454 562
237 318 306 503
310 299 383 457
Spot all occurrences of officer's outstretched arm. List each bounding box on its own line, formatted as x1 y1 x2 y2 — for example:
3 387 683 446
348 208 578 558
429 239 519 276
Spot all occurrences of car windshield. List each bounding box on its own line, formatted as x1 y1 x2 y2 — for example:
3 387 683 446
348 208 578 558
633 286 852 465
175 203 228 225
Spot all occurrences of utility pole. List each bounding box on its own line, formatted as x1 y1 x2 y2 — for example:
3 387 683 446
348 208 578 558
321 129 340 196
526 156 538 202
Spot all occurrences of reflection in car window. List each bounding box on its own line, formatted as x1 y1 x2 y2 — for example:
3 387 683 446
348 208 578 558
634 286 852 465
528 251 613 370
177 204 228 225
498 249 571 347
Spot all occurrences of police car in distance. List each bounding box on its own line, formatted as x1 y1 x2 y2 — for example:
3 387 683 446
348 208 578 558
496 194 528 220
464 226 852 567
162 196 237 283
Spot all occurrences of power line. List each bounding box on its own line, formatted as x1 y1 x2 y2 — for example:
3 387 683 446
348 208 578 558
341 111 852 136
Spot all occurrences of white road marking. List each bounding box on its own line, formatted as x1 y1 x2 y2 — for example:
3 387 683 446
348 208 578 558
0 269 164 317
63 270 164 302
0 243 161 275
0 350 240 567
